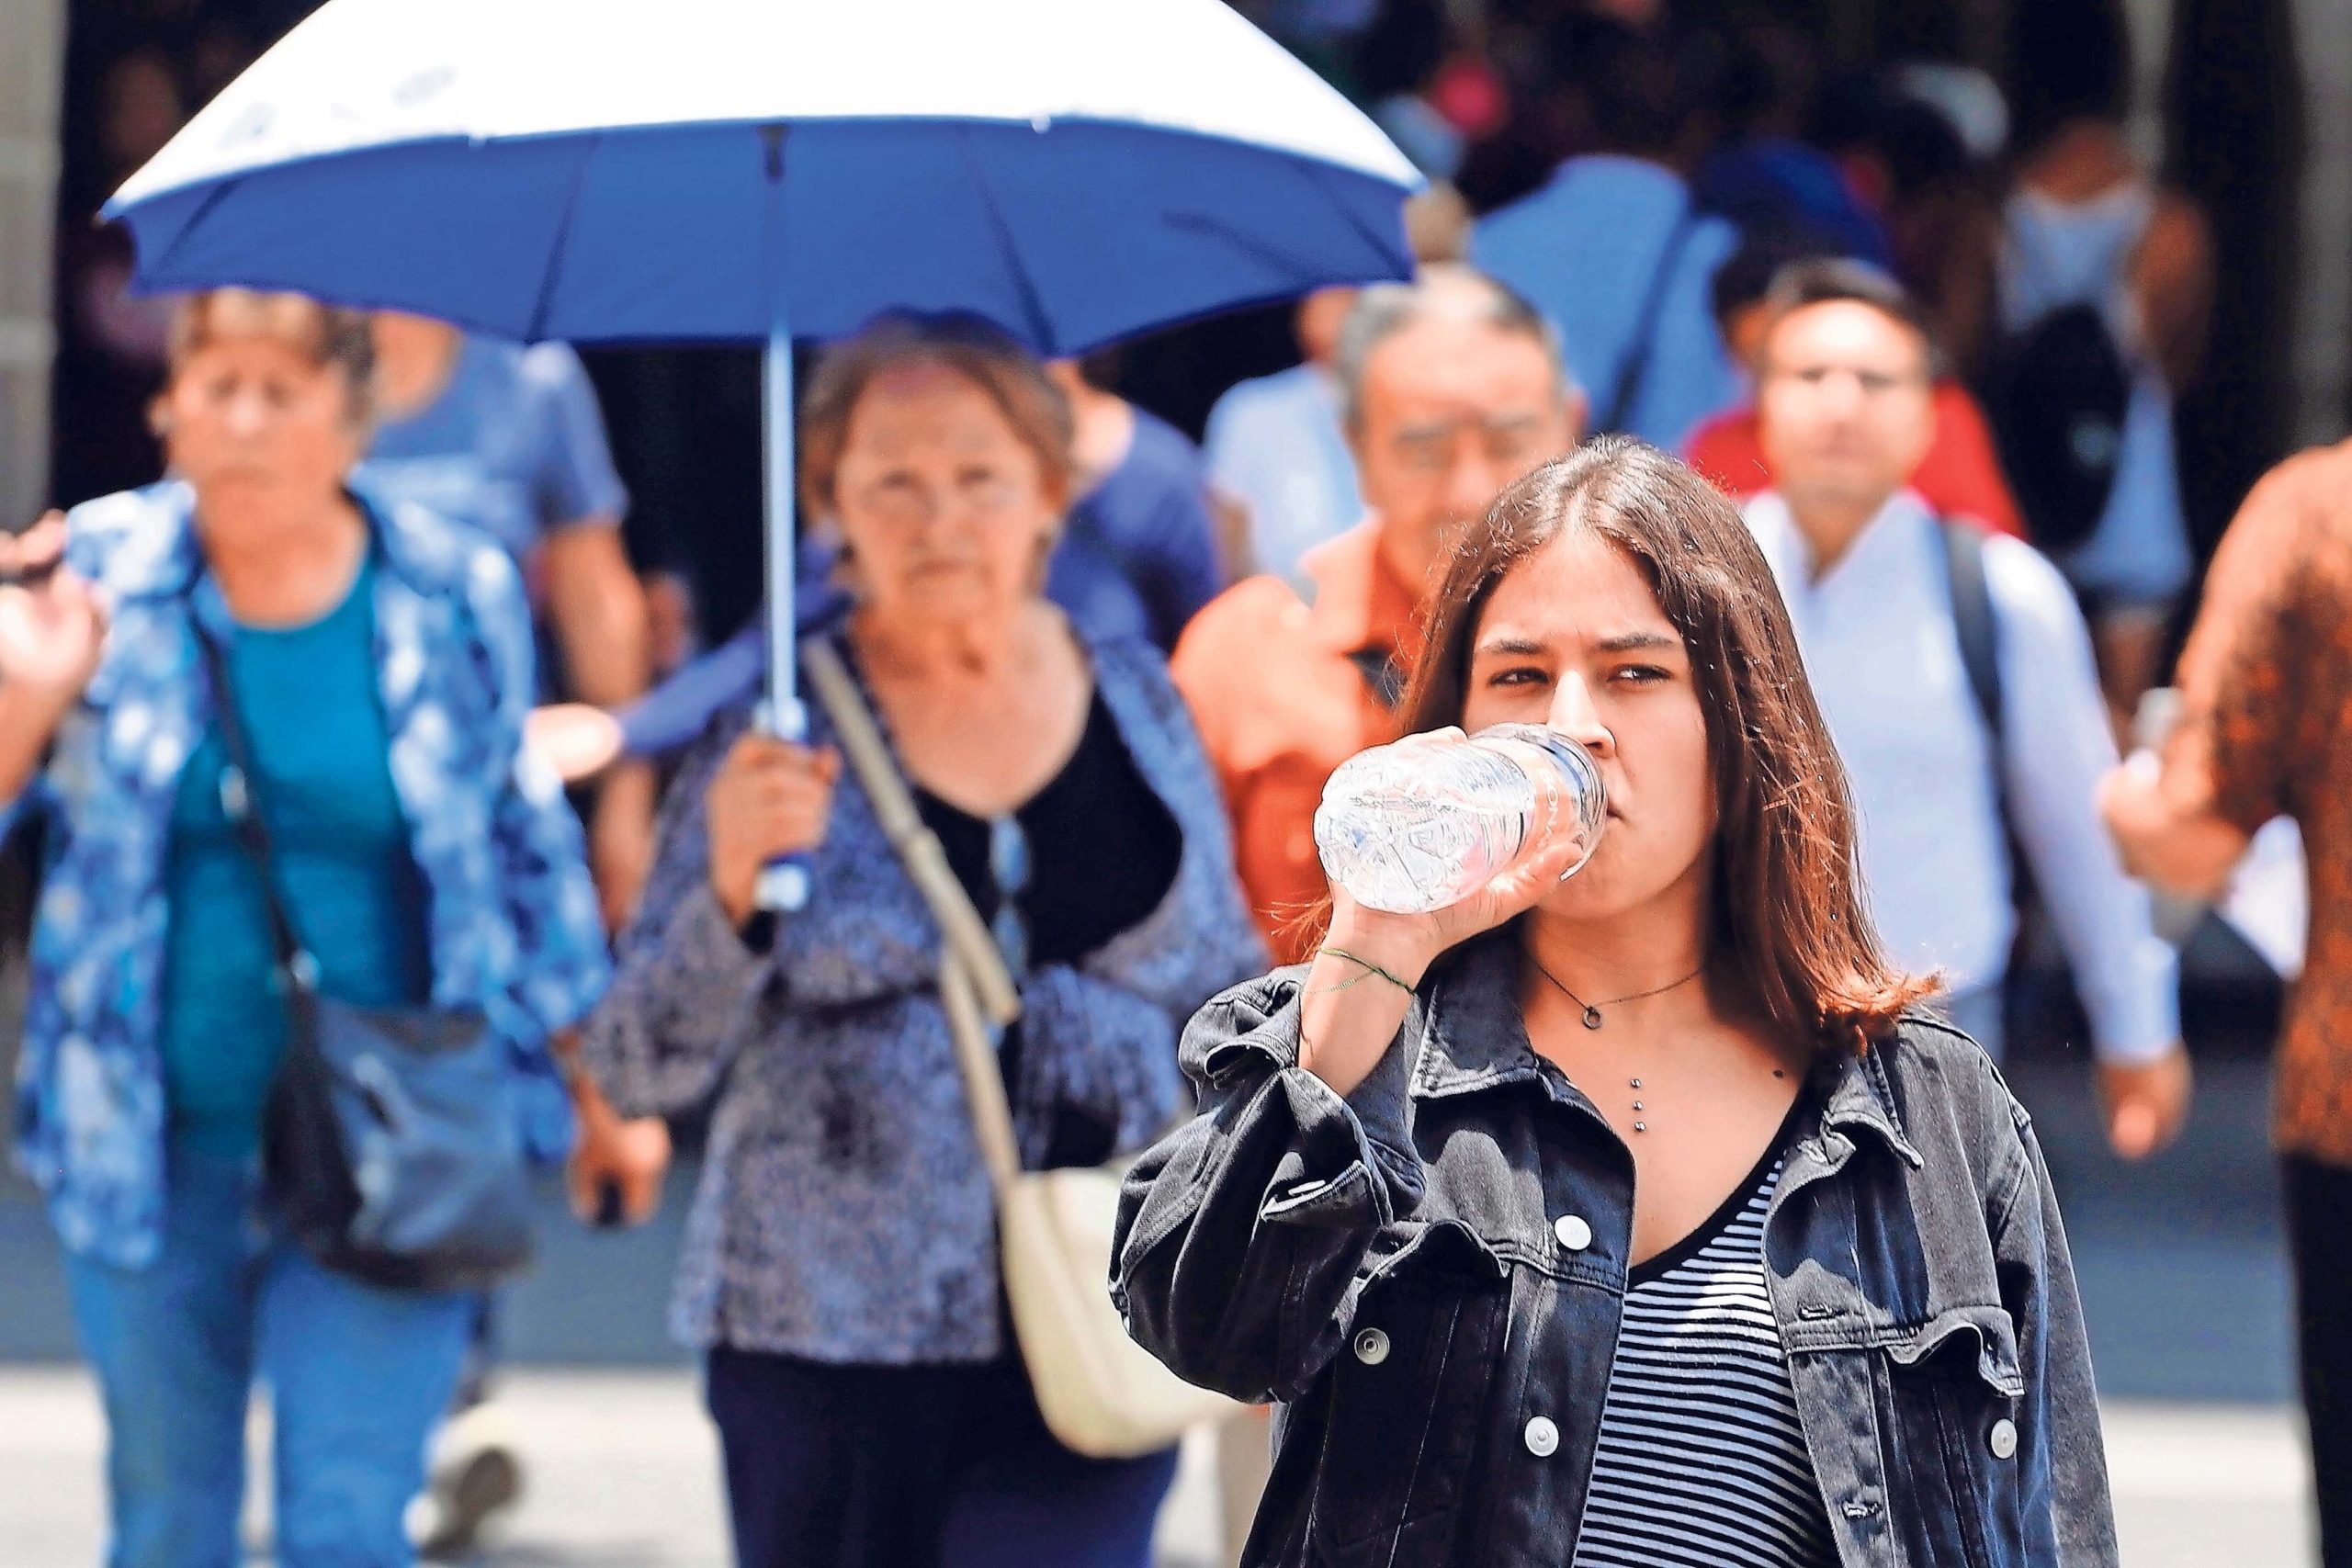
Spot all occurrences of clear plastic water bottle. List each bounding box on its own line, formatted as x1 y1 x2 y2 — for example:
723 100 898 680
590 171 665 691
1314 723 1608 915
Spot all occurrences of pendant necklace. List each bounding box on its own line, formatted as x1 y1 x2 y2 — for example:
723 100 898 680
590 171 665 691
1528 955 1706 1135
1529 955 1704 1032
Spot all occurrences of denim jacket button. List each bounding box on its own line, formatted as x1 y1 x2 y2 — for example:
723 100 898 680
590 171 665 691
1523 1416 1560 1458
1553 1214 1593 1252
1988 1418 2018 1461
1352 1327 1391 1366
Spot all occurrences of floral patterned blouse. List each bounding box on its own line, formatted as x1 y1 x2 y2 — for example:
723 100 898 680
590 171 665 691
2170 440 2352 1164
6 479 611 1268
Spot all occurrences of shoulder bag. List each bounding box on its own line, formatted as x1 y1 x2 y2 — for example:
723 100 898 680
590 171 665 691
197 630 535 1292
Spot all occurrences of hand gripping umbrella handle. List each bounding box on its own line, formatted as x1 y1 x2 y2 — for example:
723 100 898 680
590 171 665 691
752 698 812 913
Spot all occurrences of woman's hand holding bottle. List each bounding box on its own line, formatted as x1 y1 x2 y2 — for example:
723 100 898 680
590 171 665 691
1301 730 1596 1099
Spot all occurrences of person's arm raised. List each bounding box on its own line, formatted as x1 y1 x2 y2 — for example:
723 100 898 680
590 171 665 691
0 514 106 806
1301 824 1592 1099
1111 817 1589 1403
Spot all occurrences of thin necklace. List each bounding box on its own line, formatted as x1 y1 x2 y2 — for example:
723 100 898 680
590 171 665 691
1527 954 1709 1136
1528 954 1704 1032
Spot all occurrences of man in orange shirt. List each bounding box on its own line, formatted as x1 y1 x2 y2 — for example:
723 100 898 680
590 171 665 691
1173 267 1586 961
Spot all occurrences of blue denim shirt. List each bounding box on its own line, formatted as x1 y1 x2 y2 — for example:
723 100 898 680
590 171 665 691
582 627 1267 1362
7 479 612 1269
1114 935 2119 1567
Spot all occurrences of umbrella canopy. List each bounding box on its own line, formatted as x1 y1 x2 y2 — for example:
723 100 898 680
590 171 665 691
105 0 1419 353
106 0 1418 908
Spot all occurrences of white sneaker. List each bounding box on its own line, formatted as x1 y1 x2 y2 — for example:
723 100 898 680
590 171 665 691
413 1401 526 1560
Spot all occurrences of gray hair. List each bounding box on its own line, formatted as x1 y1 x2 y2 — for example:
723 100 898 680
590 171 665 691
1333 265 1573 429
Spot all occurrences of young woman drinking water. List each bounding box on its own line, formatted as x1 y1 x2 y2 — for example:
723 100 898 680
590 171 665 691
1114 438 2118 1567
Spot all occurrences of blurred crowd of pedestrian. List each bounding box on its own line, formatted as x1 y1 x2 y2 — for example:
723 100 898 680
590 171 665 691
11 0 2351 1565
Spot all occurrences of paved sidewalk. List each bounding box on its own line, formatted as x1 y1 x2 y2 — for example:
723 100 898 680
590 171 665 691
0 1364 2310 1566
0 998 2316 1563
0 1366 1225 1567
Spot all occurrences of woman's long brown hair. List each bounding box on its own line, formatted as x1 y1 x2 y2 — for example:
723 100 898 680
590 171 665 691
1398 437 1934 1053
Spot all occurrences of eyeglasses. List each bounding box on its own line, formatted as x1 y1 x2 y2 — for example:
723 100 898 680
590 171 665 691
979 817 1031 1055
848 472 1027 527
1385 415 1551 477
1763 364 1929 400
989 817 1031 979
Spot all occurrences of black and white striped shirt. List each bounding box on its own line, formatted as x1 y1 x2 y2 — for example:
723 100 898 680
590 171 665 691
1570 1145 1838 1568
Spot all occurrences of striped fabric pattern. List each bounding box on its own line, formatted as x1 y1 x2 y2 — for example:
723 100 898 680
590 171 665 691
1570 1158 1838 1568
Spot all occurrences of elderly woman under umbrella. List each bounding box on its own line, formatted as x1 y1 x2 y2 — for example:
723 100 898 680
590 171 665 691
580 311 1264 1568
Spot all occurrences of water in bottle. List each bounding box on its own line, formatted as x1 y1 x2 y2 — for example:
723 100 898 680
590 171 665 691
1314 723 1607 914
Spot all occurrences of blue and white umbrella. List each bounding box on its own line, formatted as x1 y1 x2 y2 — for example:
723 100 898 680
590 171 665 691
107 0 1419 905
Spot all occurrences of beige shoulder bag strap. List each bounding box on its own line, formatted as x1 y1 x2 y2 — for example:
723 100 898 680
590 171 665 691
802 637 1023 1196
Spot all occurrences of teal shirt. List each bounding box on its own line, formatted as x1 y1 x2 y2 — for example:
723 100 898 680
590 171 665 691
159 555 433 1156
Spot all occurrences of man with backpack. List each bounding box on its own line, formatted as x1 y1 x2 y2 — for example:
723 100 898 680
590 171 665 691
1743 260 2188 1156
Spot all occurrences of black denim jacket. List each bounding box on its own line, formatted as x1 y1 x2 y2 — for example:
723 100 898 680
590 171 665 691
1112 935 2119 1567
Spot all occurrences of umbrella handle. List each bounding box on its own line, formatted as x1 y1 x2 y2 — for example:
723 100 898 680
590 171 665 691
754 178 804 916
753 699 813 913
755 860 811 911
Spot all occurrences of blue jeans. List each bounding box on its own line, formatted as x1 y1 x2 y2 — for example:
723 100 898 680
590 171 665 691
63 1141 474 1568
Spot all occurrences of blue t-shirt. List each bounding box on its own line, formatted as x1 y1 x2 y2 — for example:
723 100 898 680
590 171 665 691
1472 155 1743 451
158 556 434 1157
1045 407 1223 654
359 336 628 563
1203 361 1363 589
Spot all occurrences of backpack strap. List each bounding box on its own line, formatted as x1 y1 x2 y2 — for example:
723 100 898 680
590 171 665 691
1597 203 1701 434
1937 515 2004 762
1935 519 2050 1040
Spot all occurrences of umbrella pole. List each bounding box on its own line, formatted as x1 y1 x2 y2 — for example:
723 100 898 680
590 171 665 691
753 305 812 913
